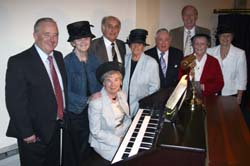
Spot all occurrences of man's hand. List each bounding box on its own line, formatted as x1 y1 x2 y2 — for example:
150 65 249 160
23 134 37 144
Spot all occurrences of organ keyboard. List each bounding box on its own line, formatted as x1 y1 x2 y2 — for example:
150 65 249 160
111 88 206 166
111 108 162 164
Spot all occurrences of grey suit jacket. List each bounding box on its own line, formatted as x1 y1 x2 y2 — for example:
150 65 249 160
170 26 211 51
89 37 126 64
88 88 131 161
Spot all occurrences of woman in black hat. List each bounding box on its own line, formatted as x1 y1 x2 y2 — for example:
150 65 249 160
122 29 160 117
64 21 102 166
207 25 247 104
87 61 131 165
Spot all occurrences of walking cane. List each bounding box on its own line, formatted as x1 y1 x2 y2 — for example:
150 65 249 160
60 127 63 166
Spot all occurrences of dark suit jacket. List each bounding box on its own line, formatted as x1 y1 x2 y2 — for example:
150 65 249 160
89 37 126 64
5 45 67 144
169 26 211 51
178 54 224 96
145 47 183 88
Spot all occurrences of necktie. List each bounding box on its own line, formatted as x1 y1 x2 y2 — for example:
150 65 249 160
184 30 192 56
160 52 167 77
111 42 118 61
48 56 64 119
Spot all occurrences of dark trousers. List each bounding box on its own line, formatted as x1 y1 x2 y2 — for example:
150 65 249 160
18 121 61 166
82 148 111 166
66 111 90 166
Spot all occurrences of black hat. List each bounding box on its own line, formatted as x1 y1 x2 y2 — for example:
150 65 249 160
216 25 234 37
67 21 95 42
191 33 211 43
126 29 149 46
96 61 125 83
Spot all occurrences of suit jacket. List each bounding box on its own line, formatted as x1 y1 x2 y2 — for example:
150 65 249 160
170 26 211 51
145 47 183 88
5 45 67 144
88 88 131 161
178 54 224 96
89 37 126 64
122 53 160 117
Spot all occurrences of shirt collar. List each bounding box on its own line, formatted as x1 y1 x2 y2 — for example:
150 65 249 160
184 27 195 34
34 44 54 63
157 48 169 58
103 36 116 47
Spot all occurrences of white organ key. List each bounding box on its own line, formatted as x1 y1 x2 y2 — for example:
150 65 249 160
111 109 144 164
129 116 151 157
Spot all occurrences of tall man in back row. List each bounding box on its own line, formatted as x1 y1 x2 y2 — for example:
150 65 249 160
89 16 126 64
170 5 210 56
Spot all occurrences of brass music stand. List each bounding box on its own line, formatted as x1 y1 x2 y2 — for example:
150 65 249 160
181 54 202 111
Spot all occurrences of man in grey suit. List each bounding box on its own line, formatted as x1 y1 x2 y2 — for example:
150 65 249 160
170 5 210 56
89 16 126 64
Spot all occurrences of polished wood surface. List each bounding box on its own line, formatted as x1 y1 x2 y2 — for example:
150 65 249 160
204 96 250 166
113 90 250 166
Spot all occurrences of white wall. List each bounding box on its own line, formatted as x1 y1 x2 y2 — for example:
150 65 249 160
0 0 136 150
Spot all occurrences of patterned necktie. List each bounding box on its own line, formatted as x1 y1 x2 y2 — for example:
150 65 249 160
48 56 64 119
111 42 118 61
184 30 192 56
160 52 167 77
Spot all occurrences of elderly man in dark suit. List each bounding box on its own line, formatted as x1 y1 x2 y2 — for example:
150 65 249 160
89 16 126 64
5 17 68 166
170 5 210 56
145 28 183 89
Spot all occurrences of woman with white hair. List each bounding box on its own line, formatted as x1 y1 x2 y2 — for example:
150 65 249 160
88 61 131 165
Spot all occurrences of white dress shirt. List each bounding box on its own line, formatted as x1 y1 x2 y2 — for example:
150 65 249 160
194 54 207 81
35 44 65 108
103 37 122 63
183 27 195 56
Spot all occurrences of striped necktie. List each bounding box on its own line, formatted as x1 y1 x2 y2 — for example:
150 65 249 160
184 30 192 56
160 52 167 77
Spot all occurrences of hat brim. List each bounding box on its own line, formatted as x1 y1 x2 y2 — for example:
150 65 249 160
191 33 211 42
216 31 234 37
96 62 125 84
67 34 96 42
126 40 149 46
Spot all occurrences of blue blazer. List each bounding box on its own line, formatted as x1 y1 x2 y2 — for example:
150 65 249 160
64 52 101 114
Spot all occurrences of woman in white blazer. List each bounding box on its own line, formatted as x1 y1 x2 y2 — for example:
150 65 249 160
207 25 247 104
88 62 131 165
122 29 160 117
